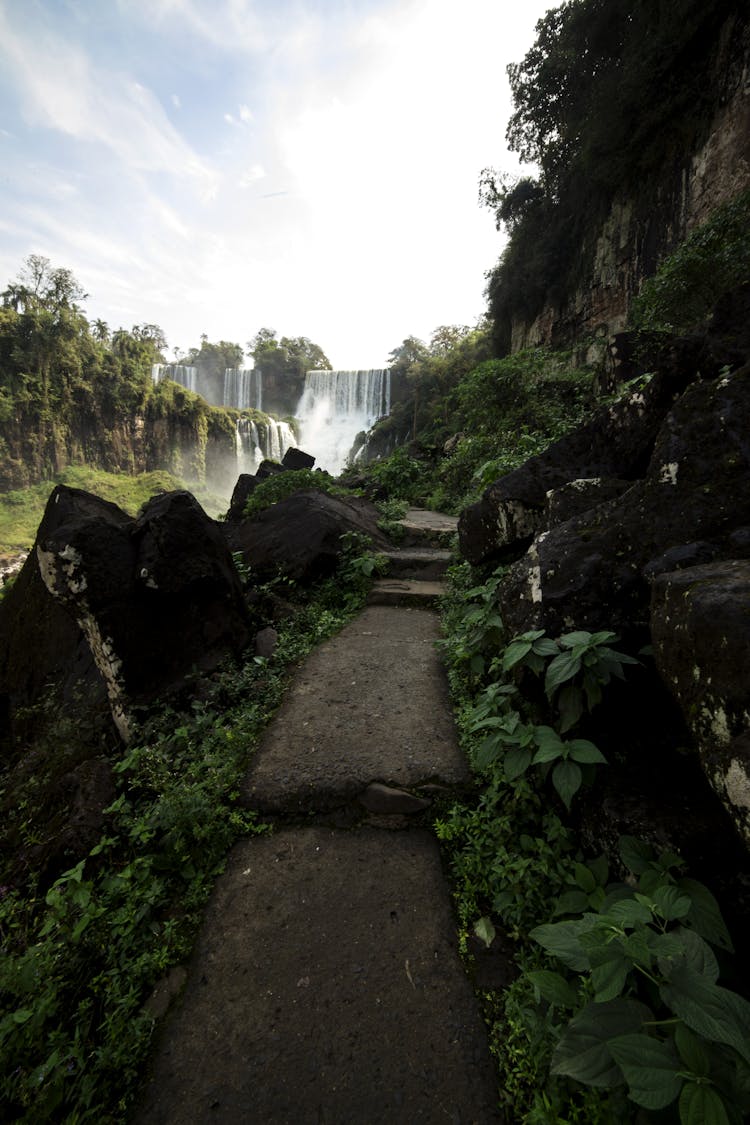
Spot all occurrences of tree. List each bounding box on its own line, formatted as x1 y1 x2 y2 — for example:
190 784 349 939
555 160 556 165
15 254 88 312
249 329 331 381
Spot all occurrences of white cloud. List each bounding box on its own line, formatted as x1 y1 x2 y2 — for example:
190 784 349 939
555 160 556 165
0 0 555 368
0 5 218 195
118 0 268 54
239 163 266 187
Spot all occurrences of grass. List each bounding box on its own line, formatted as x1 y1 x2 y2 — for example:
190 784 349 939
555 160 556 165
0 467 227 555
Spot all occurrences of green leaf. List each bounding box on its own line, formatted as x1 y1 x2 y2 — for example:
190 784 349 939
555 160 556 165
679 1082 731 1125
545 650 582 695
568 739 607 765
530 918 592 971
473 916 496 948
532 637 560 657
560 630 602 648
608 1032 683 1109
591 950 629 1002
588 853 609 887
607 897 653 928
619 835 655 876
474 735 503 771
678 877 734 953
653 884 692 922
661 927 720 984
574 862 596 894
552 759 582 810
504 746 533 780
553 889 590 916
674 1024 710 1077
558 682 583 732
551 998 652 1087
525 969 579 1009
533 725 564 753
502 639 533 670
12 1008 34 1025
660 964 750 1064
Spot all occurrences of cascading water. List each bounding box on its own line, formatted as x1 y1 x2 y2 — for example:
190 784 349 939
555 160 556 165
151 364 199 393
223 368 262 411
234 417 296 474
295 369 391 474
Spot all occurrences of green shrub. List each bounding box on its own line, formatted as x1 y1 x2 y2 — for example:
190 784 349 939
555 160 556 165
631 189 750 332
243 469 350 517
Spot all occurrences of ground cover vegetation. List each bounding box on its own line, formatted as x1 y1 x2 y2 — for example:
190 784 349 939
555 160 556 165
0 533 385 1122
343 338 594 514
435 563 750 1124
0 466 224 558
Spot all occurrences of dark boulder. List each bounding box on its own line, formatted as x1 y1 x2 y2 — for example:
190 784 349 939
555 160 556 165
1 486 252 742
458 337 724 567
227 489 389 584
650 560 750 848
495 365 750 640
255 460 287 480
282 447 316 471
227 473 260 521
545 477 632 529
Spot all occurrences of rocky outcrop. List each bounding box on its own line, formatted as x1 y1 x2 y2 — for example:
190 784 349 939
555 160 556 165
227 489 389 584
490 363 750 641
510 13 750 352
651 561 750 847
0 486 252 743
458 336 713 567
460 317 750 855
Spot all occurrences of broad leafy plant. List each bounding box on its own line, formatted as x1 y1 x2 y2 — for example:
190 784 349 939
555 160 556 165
466 626 636 809
503 628 639 732
528 837 750 1124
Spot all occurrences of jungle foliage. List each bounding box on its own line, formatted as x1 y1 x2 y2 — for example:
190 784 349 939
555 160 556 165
346 337 593 514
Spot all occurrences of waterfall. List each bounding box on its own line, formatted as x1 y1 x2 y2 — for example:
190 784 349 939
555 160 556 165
235 417 296 475
224 368 262 411
151 364 199 394
295 369 391 475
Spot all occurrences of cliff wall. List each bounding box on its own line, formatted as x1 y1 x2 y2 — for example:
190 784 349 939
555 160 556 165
510 14 750 354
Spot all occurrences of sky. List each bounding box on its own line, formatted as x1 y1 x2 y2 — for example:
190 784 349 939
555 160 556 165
0 0 553 368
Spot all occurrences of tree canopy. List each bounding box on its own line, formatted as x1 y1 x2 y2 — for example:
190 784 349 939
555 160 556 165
248 329 331 381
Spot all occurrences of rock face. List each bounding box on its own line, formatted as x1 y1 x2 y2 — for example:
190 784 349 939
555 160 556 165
651 561 750 847
509 13 750 351
460 321 750 856
458 341 706 567
227 489 389 584
493 364 750 641
0 486 252 742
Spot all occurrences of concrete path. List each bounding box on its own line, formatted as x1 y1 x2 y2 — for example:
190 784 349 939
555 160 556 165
135 513 499 1124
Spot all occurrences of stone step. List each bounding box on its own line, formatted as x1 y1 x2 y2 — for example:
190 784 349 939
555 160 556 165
398 507 458 548
383 546 452 582
242 605 465 816
367 578 447 607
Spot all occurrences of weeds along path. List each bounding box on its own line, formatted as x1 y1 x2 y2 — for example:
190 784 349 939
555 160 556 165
135 516 501 1124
